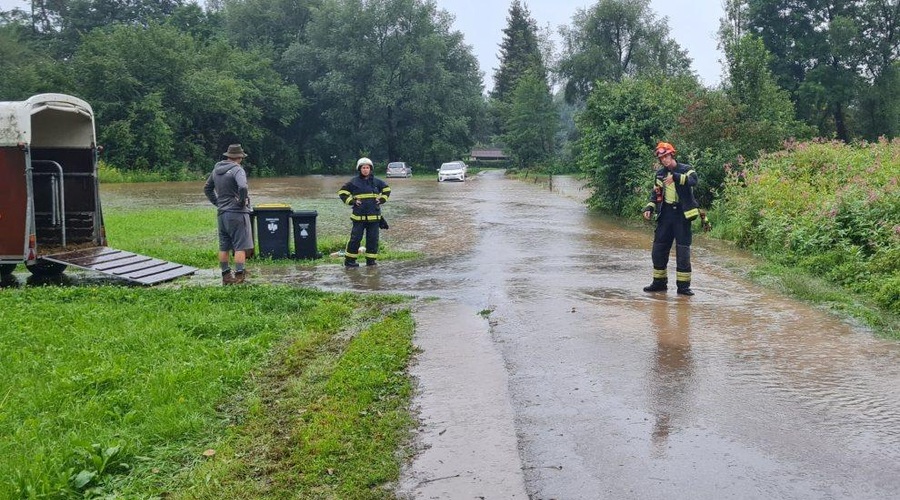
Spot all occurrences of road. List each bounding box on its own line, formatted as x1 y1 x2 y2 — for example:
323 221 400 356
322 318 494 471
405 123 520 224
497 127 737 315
104 171 900 499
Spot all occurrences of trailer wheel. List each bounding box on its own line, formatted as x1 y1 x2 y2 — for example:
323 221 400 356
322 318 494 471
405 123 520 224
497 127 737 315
0 264 16 276
26 261 67 277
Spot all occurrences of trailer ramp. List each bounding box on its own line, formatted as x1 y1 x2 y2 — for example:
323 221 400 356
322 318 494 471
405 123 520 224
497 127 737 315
42 247 196 285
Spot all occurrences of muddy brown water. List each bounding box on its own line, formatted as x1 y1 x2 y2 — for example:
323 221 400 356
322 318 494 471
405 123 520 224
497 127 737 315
49 172 900 497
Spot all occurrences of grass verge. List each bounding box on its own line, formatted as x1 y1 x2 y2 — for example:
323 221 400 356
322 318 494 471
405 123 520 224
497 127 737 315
0 285 415 498
746 262 899 340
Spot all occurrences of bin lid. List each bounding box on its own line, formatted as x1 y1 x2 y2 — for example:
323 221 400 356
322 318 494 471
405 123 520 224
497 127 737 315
253 203 292 211
291 210 318 217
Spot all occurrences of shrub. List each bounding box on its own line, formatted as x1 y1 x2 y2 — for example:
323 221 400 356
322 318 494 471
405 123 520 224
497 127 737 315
713 138 900 313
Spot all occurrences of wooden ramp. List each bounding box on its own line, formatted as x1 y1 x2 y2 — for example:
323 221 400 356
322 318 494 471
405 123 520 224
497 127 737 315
42 247 196 285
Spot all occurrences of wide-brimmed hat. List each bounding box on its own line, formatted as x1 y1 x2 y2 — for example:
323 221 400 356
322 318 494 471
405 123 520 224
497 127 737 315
223 144 248 158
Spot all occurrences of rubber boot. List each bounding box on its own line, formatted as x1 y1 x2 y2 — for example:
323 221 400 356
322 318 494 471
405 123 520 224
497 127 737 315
366 258 377 267
344 257 359 268
643 278 668 292
676 281 694 296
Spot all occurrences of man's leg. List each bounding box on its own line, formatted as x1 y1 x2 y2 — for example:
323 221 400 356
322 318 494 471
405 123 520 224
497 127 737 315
645 214 675 292
365 221 380 266
345 222 364 267
674 218 694 295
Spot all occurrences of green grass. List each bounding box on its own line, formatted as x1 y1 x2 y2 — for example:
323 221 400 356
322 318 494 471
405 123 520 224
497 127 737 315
0 285 414 498
103 208 420 269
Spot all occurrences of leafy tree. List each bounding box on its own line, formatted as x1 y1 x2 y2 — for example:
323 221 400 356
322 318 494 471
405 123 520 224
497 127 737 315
742 0 899 140
222 0 319 51
492 0 546 104
0 23 71 100
576 75 697 215
557 0 693 104
502 71 558 168
69 23 301 173
281 0 484 170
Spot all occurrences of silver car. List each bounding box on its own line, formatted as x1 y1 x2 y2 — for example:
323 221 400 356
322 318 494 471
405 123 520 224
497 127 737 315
386 161 412 178
438 161 467 182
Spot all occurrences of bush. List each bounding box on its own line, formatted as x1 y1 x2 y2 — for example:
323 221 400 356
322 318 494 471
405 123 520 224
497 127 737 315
713 138 900 312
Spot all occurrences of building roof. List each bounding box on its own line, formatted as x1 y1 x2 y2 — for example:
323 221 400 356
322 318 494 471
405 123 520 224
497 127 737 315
470 148 508 160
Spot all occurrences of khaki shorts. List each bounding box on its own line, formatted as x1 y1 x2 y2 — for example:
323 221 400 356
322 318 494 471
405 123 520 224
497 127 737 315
218 212 253 252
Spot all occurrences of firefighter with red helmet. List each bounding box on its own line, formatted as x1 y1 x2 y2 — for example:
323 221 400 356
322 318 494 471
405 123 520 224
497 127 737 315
642 142 700 295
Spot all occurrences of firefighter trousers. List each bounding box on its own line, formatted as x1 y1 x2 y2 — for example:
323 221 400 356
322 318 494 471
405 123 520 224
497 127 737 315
346 220 379 260
651 204 692 284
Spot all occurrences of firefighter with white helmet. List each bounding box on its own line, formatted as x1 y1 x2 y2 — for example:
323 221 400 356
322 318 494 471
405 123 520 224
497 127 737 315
337 157 391 267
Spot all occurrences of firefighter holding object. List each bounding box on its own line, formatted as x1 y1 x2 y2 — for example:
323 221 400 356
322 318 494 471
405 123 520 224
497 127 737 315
338 157 391 267
642 142 700 296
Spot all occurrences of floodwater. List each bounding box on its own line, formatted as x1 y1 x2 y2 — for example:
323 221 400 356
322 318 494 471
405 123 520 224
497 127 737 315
78 172 900 497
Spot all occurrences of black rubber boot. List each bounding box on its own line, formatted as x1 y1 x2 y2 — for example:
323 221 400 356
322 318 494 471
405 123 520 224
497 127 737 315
344 257 359 268
643 278 668 292
366 258 377 266
676 281 694 296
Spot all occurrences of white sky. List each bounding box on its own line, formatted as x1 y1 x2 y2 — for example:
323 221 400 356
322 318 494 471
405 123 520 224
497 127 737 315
435 0 726 89
1 0 725 88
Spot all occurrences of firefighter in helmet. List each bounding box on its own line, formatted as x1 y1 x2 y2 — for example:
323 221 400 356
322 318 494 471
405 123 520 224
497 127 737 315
642 142 700 296
337 157 391 267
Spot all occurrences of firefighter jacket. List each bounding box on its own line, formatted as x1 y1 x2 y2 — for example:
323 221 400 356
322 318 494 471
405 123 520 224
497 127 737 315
338 174 391 221
644 162 700 220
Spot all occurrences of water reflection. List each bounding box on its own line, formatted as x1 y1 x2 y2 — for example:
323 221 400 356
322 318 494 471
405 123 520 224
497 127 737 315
649 296 695 456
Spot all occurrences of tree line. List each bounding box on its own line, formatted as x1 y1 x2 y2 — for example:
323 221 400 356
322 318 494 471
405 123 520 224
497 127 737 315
0 0 897 183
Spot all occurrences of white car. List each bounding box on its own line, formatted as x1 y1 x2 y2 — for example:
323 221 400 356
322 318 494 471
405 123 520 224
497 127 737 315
438 161 467 182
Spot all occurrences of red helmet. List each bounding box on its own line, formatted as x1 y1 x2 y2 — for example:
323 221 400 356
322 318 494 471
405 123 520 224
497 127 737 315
654 142 676 158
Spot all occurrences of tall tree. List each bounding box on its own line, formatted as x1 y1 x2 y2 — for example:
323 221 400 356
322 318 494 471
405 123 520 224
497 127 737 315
502 71 558 168
557 0 693 104
492 0 546 104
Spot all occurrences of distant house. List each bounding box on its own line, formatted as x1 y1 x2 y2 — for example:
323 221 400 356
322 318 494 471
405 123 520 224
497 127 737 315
469 148 509 162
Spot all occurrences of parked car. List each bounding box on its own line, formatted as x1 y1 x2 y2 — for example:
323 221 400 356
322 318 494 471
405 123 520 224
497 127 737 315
386 161 412 178
438 161 467 182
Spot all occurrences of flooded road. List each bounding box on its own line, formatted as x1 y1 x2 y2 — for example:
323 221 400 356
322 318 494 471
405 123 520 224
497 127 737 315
103 171 900 498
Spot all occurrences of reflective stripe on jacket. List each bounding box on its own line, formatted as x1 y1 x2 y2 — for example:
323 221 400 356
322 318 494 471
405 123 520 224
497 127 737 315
338 174 391 220
644 162 700 220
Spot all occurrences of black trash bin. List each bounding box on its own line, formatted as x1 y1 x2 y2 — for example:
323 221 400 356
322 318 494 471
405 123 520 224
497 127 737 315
291 210 320 259
252 204 292 258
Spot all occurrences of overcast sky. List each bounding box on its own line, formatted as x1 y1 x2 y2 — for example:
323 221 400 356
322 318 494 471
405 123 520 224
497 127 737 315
435 0 726 89
1 0 725 88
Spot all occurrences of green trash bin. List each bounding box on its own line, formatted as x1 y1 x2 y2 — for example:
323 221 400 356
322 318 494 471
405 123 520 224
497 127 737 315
291 210 320 259
252 204 292 258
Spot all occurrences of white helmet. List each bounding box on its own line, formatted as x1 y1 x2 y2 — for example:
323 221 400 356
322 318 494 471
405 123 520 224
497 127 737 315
356 157 373 171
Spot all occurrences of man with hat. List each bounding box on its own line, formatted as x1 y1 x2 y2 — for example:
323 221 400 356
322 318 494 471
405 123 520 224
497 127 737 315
204 144 253 284
337 157 391 267
642 141 700 295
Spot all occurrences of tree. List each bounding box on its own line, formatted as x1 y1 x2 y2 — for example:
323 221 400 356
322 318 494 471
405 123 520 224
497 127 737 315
69 23 301 173
502 71 558 168
742 0 899 141
492 0 546 104
222 0 319 51
281 0 484 170
557 0 693 104
576 76 696 215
